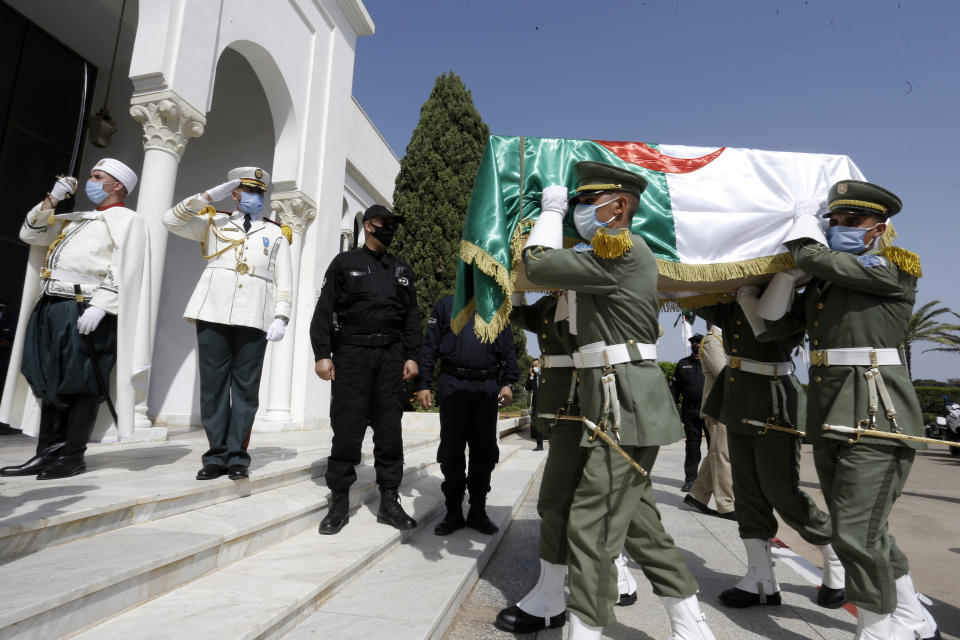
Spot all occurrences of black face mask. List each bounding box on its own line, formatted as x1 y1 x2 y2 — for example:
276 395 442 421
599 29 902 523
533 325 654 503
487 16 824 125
690 344 700 355
370 224 396 247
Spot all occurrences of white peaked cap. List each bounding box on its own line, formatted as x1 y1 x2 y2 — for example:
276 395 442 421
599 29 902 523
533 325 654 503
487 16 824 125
93 158 138 194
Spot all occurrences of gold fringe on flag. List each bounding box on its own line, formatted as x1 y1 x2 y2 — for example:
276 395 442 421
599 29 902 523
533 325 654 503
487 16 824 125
659 291 738 312
591 228 633 259
655 252 795 284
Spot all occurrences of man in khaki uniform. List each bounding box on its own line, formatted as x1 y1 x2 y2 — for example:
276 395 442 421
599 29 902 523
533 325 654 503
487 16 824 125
164 167 293 481
522 162 714 640
683 324 735 519
781 180 939 640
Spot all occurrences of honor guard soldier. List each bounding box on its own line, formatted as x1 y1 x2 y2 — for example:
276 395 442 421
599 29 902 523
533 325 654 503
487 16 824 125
310 204 421 535
781 180 939 640
163 167 293 481
1 159 147 479
495 292 638 635
415 294 518 536
691 297 843 610
522 162 715 640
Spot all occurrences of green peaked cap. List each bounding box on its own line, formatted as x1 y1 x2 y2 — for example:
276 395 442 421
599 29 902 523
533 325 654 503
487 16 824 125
570 161 648 202
826 180 902 219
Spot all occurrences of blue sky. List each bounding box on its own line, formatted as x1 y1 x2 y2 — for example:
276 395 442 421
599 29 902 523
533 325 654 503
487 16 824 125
352 0 960 380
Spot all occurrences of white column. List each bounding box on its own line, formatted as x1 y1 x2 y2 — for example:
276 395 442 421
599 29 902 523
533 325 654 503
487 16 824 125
129 91 205 428
257 191 317 429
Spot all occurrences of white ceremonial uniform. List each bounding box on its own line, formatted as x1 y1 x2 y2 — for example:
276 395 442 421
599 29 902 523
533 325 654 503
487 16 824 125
163 195 293 329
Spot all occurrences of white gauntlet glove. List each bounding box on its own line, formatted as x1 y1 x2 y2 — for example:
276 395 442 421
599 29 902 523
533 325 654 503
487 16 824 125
524 185 568 250
266 317 287 342
736 286 767 336
50 176 78 201
509 292 525 307
784 198 828 245
77 306 107 335
756 268 806 320
202 179 242 203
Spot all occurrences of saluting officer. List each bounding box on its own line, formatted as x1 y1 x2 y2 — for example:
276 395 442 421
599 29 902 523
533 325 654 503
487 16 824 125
1 159 147 479
310 204 421 535
782 180 938 640
522 162 714 640
415 294 518 536
163 167 293 481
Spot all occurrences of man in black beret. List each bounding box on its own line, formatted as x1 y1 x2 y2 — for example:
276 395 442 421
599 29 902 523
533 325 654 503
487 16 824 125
310 204 421 535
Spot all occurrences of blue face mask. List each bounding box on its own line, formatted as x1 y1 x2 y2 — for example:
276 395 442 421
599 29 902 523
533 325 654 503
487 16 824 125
85 180 110 205
826 224 878 254
573 198 617 241
237 191 264 216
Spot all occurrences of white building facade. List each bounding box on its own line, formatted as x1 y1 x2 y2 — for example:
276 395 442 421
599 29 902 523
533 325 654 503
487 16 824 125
0 0 399 439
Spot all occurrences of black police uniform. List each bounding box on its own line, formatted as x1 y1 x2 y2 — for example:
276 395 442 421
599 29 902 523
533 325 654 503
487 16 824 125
417 296 518 514
671 352 710 484
310 245 420 492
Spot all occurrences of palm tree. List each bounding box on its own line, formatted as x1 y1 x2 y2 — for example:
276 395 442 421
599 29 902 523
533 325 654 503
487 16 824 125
904 300 960 376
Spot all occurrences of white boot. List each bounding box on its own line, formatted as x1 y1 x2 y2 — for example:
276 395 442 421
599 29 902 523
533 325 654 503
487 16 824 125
891 574 940 640
720 538 781 606
567 612 602 640
516 559 567 619
856 608 894 640
615 551 638 606
815 544 846 608
661 595 717 640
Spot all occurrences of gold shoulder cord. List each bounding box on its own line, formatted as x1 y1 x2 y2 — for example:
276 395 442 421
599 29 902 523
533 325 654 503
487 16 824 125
40 222 69 279
199 206 244 262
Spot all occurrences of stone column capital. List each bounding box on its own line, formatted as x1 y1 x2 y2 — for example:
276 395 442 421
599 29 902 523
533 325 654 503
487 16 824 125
270 190 318 237
129 91 206 159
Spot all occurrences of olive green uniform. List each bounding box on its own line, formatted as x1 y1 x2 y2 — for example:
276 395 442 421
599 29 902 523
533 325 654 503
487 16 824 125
785 238 923 614
510 295 583 564
524 235 698 627
694 302 832 545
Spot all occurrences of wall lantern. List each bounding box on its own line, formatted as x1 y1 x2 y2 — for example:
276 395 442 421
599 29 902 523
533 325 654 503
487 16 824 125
88 0 128 148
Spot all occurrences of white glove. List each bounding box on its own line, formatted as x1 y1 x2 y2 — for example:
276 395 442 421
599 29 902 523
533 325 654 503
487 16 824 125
266 317 287 342
783 198 828 245
540 185 569 215
77 306 107 335
50 176 78 201
202 179 242 203
736 286 767 336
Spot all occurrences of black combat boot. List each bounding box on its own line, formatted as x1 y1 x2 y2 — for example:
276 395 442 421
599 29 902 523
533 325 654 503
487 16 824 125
318 490 350 534
377 486 417 530
466 495 498 535
38 398 99 480
1 403 67 476
434 493 465 535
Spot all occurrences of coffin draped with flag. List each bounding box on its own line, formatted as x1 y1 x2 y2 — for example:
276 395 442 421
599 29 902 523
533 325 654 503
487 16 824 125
453 135 867 341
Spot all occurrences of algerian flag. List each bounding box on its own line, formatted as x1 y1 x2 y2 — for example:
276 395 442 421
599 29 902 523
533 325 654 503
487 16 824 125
453 135 865 341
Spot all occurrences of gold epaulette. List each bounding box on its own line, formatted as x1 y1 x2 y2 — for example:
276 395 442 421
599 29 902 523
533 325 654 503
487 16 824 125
199 205 218 217
881 246 922 278
281 224 293 244
590 228 633 259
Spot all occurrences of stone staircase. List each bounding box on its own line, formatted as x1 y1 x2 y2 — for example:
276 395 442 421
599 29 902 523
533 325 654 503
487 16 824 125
0 417 542 639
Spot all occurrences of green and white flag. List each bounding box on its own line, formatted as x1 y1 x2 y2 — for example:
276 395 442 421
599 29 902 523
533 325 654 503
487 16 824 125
453 135 865 340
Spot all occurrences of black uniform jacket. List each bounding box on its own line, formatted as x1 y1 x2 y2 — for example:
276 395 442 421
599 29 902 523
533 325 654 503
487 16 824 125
671 355 704 418
415 295 519 392
310 246 420 361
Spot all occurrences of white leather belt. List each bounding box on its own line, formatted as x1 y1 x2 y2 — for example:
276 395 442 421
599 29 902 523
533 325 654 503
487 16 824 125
208 263 274 281
39 268 100 285
542 354 575 369
572 340 657 368
727 356 794 377
810 347 901 367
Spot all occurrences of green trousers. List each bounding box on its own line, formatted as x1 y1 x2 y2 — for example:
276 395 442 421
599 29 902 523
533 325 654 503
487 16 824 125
814 439 913 613
728 432 832 545
567 445 699 627
536 421 588 564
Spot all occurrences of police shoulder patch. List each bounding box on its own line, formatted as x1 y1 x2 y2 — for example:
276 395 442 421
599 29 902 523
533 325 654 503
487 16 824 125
857 254 888 269
572 242 594 253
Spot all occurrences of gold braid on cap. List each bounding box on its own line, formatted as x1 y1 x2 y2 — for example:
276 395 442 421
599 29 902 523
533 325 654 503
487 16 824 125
575 183 622 193
829 199 887 215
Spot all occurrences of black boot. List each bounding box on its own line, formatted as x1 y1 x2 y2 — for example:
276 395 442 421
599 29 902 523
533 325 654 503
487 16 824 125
466 496 498 535
38 398 99 480
377 486 417 530
318 490 350 535
434 494 466 535
0 441 66 476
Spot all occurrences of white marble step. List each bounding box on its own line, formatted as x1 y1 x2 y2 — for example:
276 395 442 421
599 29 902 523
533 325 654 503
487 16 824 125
69 444 536 640
0 443 443 640
282 445 546 640
0 429 439 561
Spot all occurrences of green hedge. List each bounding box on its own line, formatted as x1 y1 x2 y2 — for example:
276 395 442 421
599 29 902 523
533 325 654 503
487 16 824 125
914 386 960 415
659 361 676 381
